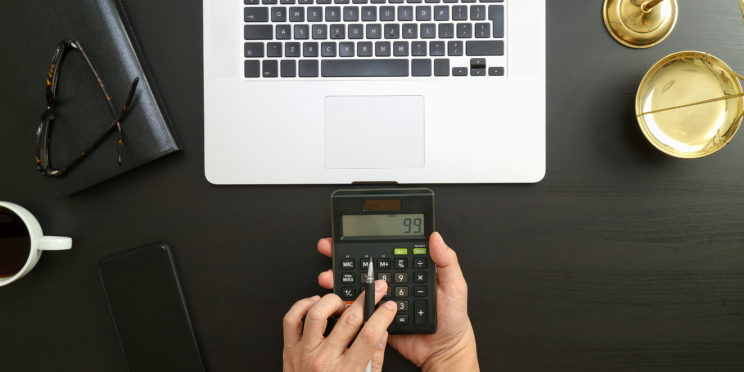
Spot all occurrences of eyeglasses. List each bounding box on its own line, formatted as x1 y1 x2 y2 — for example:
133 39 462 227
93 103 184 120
35 40 139 177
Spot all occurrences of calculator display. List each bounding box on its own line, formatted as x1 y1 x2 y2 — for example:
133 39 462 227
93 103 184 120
342 214 424 237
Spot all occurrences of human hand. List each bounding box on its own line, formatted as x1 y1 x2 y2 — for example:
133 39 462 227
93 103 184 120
283 280 397 372
317 232 479 372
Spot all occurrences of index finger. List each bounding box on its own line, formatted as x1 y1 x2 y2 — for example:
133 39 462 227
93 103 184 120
344 301 397 366
317 238 332 258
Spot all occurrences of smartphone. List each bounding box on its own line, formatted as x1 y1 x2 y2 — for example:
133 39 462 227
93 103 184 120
98 243 205 372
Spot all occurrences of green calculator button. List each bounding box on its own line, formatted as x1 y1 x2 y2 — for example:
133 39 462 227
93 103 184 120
413 248 427 255
394 248 408 255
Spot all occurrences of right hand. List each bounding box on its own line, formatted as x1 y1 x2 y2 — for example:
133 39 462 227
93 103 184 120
317 232 480 372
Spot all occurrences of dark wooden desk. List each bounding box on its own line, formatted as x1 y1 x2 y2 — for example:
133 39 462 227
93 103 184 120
1 0 743 370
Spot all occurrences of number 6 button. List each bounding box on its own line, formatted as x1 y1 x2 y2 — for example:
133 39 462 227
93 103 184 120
395 286 409 297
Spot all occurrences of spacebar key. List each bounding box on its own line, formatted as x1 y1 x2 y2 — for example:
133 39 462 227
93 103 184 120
322 59 409 77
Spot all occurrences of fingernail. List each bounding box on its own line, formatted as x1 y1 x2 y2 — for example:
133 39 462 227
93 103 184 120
383 301 396 311
375 280 386 291
310 295 321 301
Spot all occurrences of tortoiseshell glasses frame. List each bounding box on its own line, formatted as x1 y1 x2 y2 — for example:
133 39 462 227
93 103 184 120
35 40 139 177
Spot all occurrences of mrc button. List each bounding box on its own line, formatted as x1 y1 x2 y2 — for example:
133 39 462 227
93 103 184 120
341 258 354 269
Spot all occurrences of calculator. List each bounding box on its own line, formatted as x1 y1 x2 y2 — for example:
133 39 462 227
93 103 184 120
331 188 436 334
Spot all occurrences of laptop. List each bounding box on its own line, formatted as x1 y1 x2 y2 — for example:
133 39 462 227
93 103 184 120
203 0 545 184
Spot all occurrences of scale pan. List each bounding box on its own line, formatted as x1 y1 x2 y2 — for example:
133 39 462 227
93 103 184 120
636 51 744 158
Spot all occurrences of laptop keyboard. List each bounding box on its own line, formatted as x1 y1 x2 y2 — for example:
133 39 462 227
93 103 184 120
243 0 506 78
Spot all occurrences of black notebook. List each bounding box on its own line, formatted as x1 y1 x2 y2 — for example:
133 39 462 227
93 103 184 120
10 0 179 195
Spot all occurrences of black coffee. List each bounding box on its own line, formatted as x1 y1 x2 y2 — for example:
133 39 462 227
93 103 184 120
0 207 30 278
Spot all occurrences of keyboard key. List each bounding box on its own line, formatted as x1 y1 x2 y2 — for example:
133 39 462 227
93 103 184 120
456 23 471 38
407 0 422 3
263 0 277 3
420 23 436 38
289 7 304 21
339 42 355 56
471 67 485 76
371 0 385 3
395 286 409 297
322 42 337 56
335 0 350 3
325 6 341 21
244 7 269 22
452 66 467 76
425 0 440 3
271 7 287 22
361 6 377 21
341 258 356 271
394 272 409 282
343 6 359 21
398 6 413 21
244 42 264 57
285 42 301 57
353 0 368 3
244 60 260 77
394 257 408 269
414 286 428 297
299 60 319 77
263 60 278 77
433 6 449 20
447 40 463 55
414 271 427 282
489 5 504 37
416 6 431 21
402 23 418 39
366 24 382 39
393 41 409 56
322 59 408 76
470 5 485 20
341 287 355 299
307 6 322 21
480 0 503 2
397 300 409 311
317 0 331 3
312 24 328 39
267 42 282 57
466 40 503 55
245 0 260 4
429 41 444 56
384 24 400 39
452 5 467 20
377 258 392 269
380 6 395 21
360 258 371 269
411 58 431 76
244 25 273 40
330 24 345 38
357 41 373 56
488 66 504 76
281 0 295 4
434 58 449 76
375 41 391 56
414 301 427 324
378 273 391 283
299 0 312 3
438 23 454 38
294 24 309 39
341 272 355 283
396 314 409 325
475 22 490 38
348 24 364 39
413 257 427 269
411 41 427 56
303 42 319 56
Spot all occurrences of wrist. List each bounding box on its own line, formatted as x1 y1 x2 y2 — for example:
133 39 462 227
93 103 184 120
421 323 479 372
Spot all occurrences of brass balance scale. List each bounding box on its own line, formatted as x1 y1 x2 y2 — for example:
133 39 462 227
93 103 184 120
604 0 744 158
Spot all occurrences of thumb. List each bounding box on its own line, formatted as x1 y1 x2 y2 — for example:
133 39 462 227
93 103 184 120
429 232 467 296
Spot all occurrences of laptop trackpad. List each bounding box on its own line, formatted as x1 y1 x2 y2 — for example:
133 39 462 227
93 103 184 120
324 96 425 169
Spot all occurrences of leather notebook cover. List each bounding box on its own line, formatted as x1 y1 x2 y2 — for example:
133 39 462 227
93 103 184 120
13 0 180 195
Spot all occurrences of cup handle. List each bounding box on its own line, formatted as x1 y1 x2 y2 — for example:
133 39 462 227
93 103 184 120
38 236 72 251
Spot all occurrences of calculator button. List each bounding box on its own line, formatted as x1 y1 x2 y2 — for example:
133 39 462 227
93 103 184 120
341 258 355 269
414 272 427 283
360 273 371 283
414 286 427 297
377 258 391 269
377 273 391 283
342 272 355 283
385 286 392 298
360 258 372 269
394 258 408 269
394 272 408 283
413 257 427 269
395 314 409 325
341 287 355 298
395 286 409 297
414 301 427 324
397 300 409 312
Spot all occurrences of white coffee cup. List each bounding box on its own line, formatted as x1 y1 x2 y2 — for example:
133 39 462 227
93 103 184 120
0 201 71 287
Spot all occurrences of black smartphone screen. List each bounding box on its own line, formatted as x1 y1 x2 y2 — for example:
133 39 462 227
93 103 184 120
98 243 205 372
